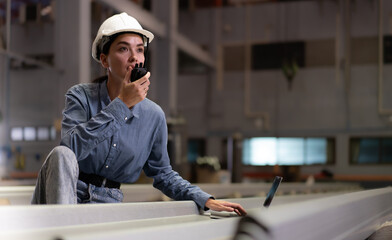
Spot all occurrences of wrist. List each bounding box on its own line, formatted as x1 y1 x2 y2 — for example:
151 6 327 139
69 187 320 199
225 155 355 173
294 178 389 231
204 197 215 210
118 96 132 108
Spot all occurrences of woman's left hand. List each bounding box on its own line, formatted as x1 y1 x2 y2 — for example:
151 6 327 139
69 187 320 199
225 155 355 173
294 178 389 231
205 199 247 216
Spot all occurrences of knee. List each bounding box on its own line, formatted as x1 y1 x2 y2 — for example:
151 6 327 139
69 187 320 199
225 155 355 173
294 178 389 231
45 146 77 169
51 145 76 159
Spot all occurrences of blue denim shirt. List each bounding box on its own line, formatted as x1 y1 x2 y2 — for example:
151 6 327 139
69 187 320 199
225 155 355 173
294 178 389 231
60 80 212 209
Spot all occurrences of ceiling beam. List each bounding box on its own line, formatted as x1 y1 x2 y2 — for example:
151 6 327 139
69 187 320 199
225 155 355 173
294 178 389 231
96 0 216 68
97 0 167 38
174 32 215 68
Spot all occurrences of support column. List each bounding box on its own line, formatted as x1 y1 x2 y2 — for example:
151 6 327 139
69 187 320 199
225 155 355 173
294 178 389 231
0 0 12 177
79 0 91 84
54 0 91 105
152 0 178 117
0 55 9 178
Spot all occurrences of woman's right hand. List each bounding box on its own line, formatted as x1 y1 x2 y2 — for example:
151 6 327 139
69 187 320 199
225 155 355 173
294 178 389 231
118 67 150 108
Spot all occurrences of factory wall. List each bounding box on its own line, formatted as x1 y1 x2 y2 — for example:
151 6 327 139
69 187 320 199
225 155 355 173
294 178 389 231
177 0 392 180
0 0 392 183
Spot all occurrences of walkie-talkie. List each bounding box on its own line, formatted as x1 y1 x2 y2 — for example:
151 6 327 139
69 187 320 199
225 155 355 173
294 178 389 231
130 63 148 82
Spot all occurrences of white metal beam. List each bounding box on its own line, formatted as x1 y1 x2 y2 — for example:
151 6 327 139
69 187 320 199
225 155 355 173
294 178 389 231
0 49 60 71
96 0 215 68
235 187 392 240
96 0 167 38
3 189 389 240
175 32 216 68
0 182 361 206
0 201 200 232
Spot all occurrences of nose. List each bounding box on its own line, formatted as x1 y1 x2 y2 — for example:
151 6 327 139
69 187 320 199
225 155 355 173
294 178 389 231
128 51 137 63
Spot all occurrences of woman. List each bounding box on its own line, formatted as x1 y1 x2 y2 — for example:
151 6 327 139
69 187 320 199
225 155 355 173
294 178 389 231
32 12 246 216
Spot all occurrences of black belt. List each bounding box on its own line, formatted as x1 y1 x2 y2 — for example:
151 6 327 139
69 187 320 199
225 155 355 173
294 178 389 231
78 171 121 189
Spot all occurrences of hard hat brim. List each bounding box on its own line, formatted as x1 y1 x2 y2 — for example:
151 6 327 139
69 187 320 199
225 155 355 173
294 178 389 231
92 28 154 62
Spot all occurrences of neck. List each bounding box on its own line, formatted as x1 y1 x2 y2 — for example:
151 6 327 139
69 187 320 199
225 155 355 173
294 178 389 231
106 76 122 101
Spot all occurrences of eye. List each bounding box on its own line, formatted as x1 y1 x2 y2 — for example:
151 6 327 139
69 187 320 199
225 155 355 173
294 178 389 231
137 47 144 53
119 46 128 52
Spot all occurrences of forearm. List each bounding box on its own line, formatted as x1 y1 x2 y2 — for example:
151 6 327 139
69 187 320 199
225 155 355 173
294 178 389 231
152 170 213 209
61 97 130 160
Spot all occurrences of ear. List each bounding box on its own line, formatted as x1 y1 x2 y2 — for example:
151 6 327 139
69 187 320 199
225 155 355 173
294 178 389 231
100 54 109 68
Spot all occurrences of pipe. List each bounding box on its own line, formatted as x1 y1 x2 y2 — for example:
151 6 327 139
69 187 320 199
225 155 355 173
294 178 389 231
377 0 392 115
6 0 11 51
244 4 270 130
344 0 351 93
343 0 351 130
3 0 11 144
335 0 341 85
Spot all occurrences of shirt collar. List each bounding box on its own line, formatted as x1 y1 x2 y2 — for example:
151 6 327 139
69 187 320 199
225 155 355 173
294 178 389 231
131 103 140 118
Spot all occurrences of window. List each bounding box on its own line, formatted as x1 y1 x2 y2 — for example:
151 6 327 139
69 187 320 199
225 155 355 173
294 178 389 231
178 50 209 74
10 126 56 142
251 41 305 70
242 137 334 166
187 138 206 163
37 127 50 141
350 137 392 164
11 128 23 141
23 127 37 141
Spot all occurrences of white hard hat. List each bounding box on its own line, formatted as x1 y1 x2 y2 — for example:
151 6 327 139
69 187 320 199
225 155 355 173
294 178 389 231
92 12 154 62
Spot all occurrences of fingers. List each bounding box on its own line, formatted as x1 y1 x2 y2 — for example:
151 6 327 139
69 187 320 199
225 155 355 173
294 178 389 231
206 199 247 216
124 67 150 85
133 72 150 93
223 202 247 216
215 204 234 212
139 72 151 85
129 71 150 86
140 73 150 96
119 71 151 108
128 72 150 95
235 206 247 216
125 66 133 83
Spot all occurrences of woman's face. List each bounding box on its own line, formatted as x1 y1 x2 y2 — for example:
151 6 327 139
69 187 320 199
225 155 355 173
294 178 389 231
100 33 145 83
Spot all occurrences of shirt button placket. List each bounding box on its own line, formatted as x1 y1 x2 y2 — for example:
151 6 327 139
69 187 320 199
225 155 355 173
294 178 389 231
105 143 117 170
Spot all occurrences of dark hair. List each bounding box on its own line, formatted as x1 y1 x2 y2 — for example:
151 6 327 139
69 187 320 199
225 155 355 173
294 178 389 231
98 32 146 59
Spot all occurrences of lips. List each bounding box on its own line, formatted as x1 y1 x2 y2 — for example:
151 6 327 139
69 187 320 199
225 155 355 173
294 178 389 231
129 63 140 69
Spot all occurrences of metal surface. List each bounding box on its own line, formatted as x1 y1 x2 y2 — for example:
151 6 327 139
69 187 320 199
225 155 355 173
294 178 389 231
0 215 211 240
0 201 200 231
62 217 239 240
0 182 362 205
234 187 392 240
1 189 386 240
